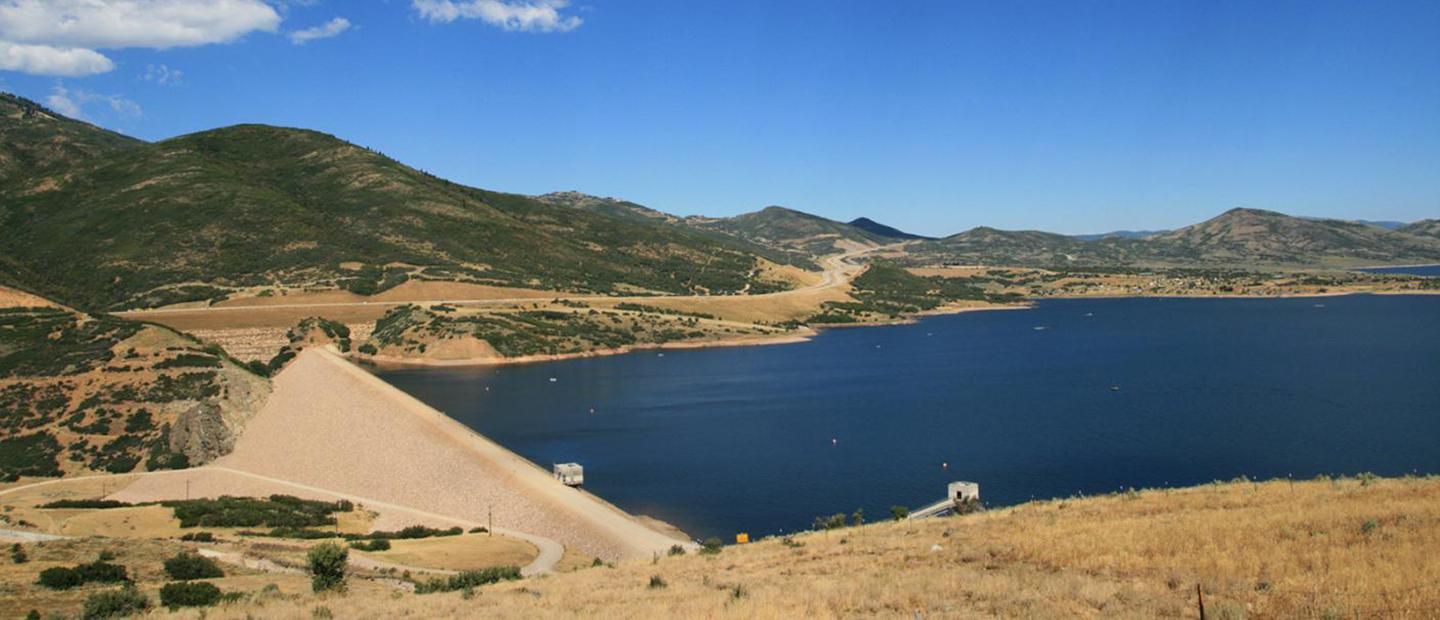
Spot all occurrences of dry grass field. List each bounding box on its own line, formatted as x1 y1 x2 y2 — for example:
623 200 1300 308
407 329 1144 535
83 474 1435 619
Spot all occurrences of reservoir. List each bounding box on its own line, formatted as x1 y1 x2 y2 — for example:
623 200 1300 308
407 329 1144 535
377 295 1440 540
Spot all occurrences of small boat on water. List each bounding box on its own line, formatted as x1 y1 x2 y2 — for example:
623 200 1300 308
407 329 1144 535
1109 385 1121 392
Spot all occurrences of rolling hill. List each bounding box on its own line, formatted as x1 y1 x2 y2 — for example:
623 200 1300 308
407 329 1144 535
0 96 802 312
693 206 890 256
1400 219 1440 240
847 216 932 240
905 209 1440 268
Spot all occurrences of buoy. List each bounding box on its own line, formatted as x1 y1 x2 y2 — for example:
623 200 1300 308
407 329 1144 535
589 407 595 414
549 377 558 383
942 462 948 469
831 438 838 446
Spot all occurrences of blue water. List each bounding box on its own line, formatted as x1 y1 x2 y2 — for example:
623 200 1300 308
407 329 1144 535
1357 264 1440 277
376 295 1440 540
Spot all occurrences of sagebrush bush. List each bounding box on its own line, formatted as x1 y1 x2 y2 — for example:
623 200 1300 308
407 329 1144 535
164 552 224 580
160 581 222 608
37 566 81 590
82 584 148 619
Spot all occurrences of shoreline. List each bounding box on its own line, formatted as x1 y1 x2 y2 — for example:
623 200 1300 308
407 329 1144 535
352 290 1439 370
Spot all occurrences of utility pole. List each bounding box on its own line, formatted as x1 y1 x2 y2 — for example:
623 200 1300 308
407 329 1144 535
185 479 191 501
488 507 493 536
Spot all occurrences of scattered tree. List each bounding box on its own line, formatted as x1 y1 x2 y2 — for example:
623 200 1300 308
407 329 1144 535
307 543 348 593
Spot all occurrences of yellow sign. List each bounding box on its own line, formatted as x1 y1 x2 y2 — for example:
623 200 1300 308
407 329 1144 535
735 533 750 544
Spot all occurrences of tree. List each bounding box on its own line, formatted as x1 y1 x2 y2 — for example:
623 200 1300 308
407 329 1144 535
307 542 348 592
889 505 909 521
852 508 864 527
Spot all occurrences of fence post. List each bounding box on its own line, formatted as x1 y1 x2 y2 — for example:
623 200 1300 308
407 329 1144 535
1196 583 1206 620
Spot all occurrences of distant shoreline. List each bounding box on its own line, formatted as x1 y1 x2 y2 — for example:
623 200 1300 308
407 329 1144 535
356 291 1440 370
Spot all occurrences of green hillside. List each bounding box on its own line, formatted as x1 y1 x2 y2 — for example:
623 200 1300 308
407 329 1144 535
696 206 889 256
0 100 800 311
0 93 140 184
1400 219 1440 240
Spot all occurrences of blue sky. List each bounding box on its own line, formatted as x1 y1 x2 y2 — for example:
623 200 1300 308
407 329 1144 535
1 1 1437 236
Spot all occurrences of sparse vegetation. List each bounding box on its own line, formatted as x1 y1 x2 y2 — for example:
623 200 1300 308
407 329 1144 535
412 566 522 594
81 584 149 619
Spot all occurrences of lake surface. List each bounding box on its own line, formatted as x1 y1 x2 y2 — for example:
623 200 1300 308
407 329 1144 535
1357 264 1440 277
377 295 1440 540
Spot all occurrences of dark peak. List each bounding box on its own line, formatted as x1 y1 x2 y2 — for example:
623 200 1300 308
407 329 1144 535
848 217 930 240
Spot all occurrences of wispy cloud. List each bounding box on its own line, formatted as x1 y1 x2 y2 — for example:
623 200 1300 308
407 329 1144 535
289 17 351 45
143 63 182 85
412 0 582 33
0 0 280 77
47 84 141 120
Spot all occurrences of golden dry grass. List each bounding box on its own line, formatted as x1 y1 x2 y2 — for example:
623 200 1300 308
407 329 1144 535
354 533 538 572
143 475 1440 619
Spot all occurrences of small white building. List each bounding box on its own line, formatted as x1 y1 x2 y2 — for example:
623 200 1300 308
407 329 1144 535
553 463 584 487
948 481 980 503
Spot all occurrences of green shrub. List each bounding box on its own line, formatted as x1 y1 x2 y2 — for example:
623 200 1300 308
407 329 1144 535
889 505 910 521
358 343 378 355
163 495 347 528
179 532 214 542
648 575 667 589
307 543 348 592
349 539 391 552
413 566 522 594
813 513 848 530
82 584 149 619
10 543 26 564
40 499 132 509
667 544 685 556
164 552 224 580
699 538 723 555
160 581 222 608
73 560 128 584
37 566 82 589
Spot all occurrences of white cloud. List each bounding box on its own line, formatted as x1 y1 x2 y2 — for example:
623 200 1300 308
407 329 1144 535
46 84 142 120
289 17 351 45
0 40 113 76
46 84 81 116
0 0 280 76
143 63 182 85
413 0 582 33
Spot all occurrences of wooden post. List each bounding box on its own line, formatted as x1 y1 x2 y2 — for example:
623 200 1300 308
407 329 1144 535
1196 583 1206 620
488 507 493 537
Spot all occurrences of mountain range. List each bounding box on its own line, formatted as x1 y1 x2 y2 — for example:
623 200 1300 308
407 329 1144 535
2 90 1438 315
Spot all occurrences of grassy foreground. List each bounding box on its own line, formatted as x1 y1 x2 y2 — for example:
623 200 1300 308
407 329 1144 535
106 475 1437 619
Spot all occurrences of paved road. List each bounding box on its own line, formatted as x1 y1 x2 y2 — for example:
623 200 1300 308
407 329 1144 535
0 467 564 576
117 244 890 318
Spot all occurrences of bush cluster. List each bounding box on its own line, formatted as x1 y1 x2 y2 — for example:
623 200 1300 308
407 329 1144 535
413 566 522 594
159 581 222 608
37 560 128 590
164 552 224 580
